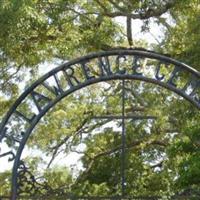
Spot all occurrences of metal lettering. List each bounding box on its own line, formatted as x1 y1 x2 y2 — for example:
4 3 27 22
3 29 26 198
63 66 80 87
115 55 127 74
155 62 166 81
189 79 200 103
15 110 36 123
98 56 112 76
167 66 180 87
42 74 63 96
31 91 51 112
81 61 95 80
132 56 143 76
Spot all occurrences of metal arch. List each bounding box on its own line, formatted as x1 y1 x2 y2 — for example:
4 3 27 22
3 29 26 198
1 49 200 127
0 49 199 200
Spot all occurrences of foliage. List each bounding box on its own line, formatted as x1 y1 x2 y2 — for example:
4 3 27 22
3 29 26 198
0 0 200 199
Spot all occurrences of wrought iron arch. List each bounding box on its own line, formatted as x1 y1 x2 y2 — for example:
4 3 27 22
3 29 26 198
0 49 200 200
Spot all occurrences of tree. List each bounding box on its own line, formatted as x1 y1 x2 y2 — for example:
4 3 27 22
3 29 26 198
0 0 200 199
0 0 185 98
161 1 200 196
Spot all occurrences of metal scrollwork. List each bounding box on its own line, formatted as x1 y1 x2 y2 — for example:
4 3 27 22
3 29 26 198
17 161 50 196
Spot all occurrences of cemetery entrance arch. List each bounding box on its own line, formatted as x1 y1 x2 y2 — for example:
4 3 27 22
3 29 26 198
0 49 200 199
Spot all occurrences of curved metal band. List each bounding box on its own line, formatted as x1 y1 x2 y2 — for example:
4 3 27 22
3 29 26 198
1 49 200 131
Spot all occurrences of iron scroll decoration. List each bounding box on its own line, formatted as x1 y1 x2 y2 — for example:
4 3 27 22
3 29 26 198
0 49 200 199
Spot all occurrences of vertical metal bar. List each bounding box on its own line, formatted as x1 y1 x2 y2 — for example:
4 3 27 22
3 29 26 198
121 79 126 196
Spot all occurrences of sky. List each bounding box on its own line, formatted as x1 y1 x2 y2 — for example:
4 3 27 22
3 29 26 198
115 16 166 46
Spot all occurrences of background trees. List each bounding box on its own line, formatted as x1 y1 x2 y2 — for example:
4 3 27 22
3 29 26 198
0 0 200 199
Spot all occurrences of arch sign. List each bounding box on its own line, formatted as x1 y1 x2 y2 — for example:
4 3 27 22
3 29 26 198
0 49 200 199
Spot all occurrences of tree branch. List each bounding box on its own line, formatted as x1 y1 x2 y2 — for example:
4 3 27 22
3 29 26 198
95 0 177 20
47 117 112 168
77 139 167 182
47 117 90 168
126 17 133 46
150 160 164 169
107 0 126 12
